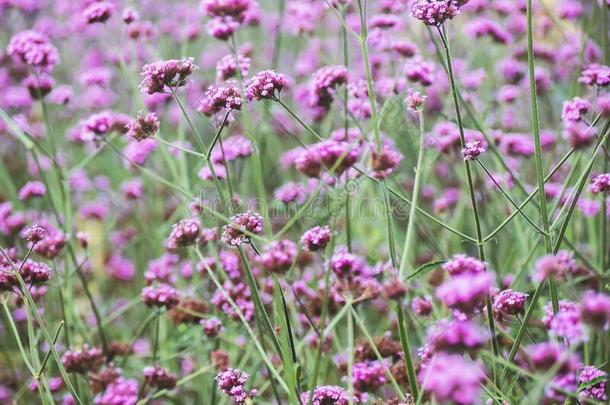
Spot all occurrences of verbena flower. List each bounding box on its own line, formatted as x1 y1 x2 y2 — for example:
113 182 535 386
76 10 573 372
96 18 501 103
492 289 528 321
139 58 197 94
419 353 486 405
7 30 59 71
245 70 288 101
215 368 256 404
221 211 264 246
300 226 331 251
411 0 463 26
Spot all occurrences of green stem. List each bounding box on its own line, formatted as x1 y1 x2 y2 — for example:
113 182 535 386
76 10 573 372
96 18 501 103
237 245 284 359
396 302 419 401
437 26 499 376
477 160 545 234
356 0 382 150
526 0 558 314
399 111 426 280
0 248 83 405
1 298 36 376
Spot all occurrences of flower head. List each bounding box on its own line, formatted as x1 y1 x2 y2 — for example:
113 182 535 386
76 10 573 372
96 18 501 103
221 211 264 246
7 30 59 72
245 70 288 101
411 0 462 26
139 58 198 94
300 226 331 251
125 112 159 141
461 140 486 161
590 173 610 194
215 368 256 404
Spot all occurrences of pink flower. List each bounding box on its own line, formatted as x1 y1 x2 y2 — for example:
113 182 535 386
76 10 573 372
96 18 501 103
419 353 486 405
7 30 59 72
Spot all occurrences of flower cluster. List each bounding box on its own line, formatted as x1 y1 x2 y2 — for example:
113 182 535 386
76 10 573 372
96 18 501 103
139 58 197 94
215 368 256 404
221 211 264 246
245 70 288 101
7 30 59 71
61 346 104 374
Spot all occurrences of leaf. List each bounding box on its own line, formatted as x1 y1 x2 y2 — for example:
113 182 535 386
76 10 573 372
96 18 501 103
405 260 446 281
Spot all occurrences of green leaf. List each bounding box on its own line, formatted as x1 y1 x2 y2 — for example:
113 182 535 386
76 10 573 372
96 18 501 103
405 260 446 281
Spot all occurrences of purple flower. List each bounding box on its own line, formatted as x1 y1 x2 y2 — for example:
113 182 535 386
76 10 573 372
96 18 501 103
201 317 224 337
83 1 115 24
436 271 493 313
352 360 388 392
404 57 435 86
245 70 288 101
18 181 46 201
216 53 250 81
492 289 528 321
95 377 138 405
215 368 256 404
221 211 264 246
274 182 308 204
562 97 590 122
198 83 242 116
61 345 104 374
534 251 577 281
22 224 46 244
428 319 488 353
259 239 297 274
461 140 486 161
590 173 610 194
7 30 59 72
527 341 580 373
210 135 252 163
543 300 586 344
206 16 240 40
579 290 610 329
465 17 513 44
411 0 462 26
411 296 433 316
106 254 136 281
139 58 198 94
442 254 486 276
166 218 201 249
143 367 177 390
141 284 181 309
201 0 253 22
406 89 427 111
23 74 54 99
125 112 159 141
578 365 607 401
309 65 349 110
329 249 366 279
419 353 486 405
300 385 353 405
300 225 331 251
579 64 610 87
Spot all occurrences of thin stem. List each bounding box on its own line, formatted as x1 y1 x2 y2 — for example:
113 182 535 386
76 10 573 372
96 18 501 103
356 0 381 150
477 160 545 234
276 98 322 141
0 248 83 405
484 149 575 242
399 111 426 280
237 245 284 359
526 0 557 314
396 302 419 401
437 26 499 376
206 109 232 159
1 298 36 376
37 321 64 378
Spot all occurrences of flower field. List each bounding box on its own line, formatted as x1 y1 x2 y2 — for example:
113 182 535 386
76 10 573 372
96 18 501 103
0 1 609 404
